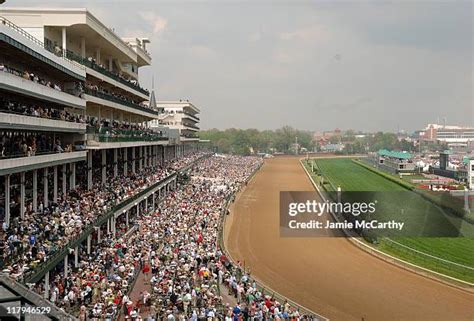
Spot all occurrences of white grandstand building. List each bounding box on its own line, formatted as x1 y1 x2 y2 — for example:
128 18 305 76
0 7 205 311
150 100 201 143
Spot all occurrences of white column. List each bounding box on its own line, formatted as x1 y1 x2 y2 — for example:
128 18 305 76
53 166 58 201
111 216 116 237
62 164 67 195
61 27 67 55
44 271 50 300
69 163 76 190
124 148 128 176
126 210 129 228
80 37 86 58
87 235 91 255
4 175 10 227
132 147 136 173
152 192 155 211
74 246 79 268
143 146 147 168
96 48 101 64
20 172 25 220
64 255 69 279
139 146 143 170
113 149 118 177
43 168 48 208
32 170 38 211
97 227 101 243
101 149 106 185
87 151 93 190
145 197 148 214
107 218 110 234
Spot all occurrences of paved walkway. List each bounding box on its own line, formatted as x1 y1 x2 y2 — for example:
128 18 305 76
119 269 153 320
219 280 238 307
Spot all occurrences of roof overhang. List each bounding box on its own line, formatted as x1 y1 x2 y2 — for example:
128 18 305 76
0 8 145 64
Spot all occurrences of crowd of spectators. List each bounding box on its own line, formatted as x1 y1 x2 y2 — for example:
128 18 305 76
44 40 148 96
83 57 148 94
115 155 312 320
0 133 71 158
87 118 163 141
85 84 149 110
0 97 86 123
0 62 83 97
0 152 208 280
29 154 263 320
2 152 317 320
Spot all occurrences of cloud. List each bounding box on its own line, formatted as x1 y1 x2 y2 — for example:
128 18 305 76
140 12 168 34
279 25 328 42
189 45 217 59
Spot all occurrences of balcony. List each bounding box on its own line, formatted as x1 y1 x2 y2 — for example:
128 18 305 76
64 50 149 96
185 123 200 130
183 111 200 122
87 126 168 143
0 111 87 133
84 87 159 118
0 17 85 80
0 151 87 175
0 70 86 109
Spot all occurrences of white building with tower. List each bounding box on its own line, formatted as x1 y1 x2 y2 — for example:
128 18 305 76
150 100 201 143
0 7 206 302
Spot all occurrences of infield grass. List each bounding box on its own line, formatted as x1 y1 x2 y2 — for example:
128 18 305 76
304 157 474 283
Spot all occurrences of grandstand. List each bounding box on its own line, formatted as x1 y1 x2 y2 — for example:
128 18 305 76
0 8 210 319
372 149 416 174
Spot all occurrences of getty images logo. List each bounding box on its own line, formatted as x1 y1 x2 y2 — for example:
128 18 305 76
288 200 377 217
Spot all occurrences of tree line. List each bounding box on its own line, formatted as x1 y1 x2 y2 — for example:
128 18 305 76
199 127 447 155
199 126 313 155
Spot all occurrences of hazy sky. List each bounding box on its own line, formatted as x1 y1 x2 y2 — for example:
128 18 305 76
8 0 473 132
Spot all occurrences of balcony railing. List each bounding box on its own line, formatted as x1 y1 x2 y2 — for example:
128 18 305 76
84 87 158 116
0 17 82 72
185 123 200 130
63 50 149 96
183 111 200 121
87 127 168 143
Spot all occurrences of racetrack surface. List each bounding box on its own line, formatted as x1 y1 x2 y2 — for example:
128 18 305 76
224 157 474 321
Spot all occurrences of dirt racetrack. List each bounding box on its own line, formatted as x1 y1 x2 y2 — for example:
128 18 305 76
224 157 474 321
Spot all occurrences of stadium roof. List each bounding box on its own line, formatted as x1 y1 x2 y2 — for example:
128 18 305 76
378 149 412 159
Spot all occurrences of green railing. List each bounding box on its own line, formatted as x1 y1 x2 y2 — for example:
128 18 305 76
84 87 158 116
96 135 168 143
23 173 177 284
64 50 149 96
88 127 168 143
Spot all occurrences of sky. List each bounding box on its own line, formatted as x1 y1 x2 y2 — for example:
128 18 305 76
6 0 473 132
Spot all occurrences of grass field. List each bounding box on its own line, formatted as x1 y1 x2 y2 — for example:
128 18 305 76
305 158 474 283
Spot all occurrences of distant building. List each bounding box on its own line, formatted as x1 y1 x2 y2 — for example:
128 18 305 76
320 143 344 153
375 149 416 174
420 124 474 148
150 101 200 143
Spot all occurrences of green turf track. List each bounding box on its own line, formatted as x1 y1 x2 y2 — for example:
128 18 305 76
306 158 474 283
